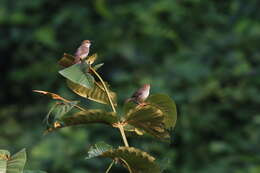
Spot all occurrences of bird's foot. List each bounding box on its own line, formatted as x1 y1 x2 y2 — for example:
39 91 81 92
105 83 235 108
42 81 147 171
137 102 149 108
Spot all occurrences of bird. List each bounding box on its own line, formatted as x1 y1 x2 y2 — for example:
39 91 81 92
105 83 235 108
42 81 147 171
74 40 91 63
125 84 150 104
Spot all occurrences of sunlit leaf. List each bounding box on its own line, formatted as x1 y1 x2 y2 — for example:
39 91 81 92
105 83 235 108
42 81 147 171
147 94 177 129
86 142 113 159
0 149 26 173
45 110 118 133
123 105 170 140
67 80 117 106
58 53 75 67
124 124 145 136
32 90 69 102
58 53 99 67
101 147 161 173
59 63 94 89
86 53 97 65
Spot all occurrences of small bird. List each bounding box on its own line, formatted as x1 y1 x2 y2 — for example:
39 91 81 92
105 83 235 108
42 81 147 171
74 40 91 63
126 84 150 104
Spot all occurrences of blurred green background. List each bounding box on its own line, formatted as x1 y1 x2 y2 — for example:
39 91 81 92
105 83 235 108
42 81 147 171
1 0 260 172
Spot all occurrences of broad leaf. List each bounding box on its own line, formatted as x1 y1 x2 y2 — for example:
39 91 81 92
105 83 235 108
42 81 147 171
59 63 94 89
0 149 26 173
102 147 161 173
147 94 177 129
45 110 118 133
123 105 170 139
58 53 75 67
86 142 113 159
67 80 117 106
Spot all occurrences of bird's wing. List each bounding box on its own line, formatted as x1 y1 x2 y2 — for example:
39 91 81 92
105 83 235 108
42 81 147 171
131 88 143 98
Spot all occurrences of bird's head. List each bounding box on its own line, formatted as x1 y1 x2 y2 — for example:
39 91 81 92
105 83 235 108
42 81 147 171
143 84 150 90
82 40 91 47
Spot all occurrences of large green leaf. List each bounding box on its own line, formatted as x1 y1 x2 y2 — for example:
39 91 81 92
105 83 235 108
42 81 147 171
86 142 113 159
67 80 117 106
45 110 118 133
123 105 170 140
102 147 161 173
0 149 26 173
59 63 94 89
147 94 177 129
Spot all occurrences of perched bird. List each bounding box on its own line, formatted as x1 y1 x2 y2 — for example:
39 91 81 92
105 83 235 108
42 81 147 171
126 84 150 104
74 40 91 63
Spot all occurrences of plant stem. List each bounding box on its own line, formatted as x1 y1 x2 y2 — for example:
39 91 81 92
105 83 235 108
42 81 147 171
105 161 115 173
120 158 133 173
90 67 116 113
118 124 129 147
90 67 130 147
74 105 86 111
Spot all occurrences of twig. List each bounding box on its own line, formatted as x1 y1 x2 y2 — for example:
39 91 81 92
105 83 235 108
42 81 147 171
90 67 130 147
118 124 129 147
120 158 133 173
105 160 115 173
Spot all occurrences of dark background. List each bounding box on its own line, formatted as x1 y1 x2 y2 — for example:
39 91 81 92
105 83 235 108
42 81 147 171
1 0 260 172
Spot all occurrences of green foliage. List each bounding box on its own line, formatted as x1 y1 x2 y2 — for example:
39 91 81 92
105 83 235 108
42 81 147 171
147 94 177 129
0 149 26 173
31 37 178 172
1 0 260 173
67 80 117 106
124 105 170 140
101 146 161 173
59 63 95 89
86 142 113 159
46 110 118 133
86 143 161 173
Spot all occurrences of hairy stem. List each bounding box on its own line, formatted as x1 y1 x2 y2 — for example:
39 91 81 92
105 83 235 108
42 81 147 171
118 124 129 147
89 67 116 112
74 105 86 111
90 67 130 147
120 158 133 173
105 161 115 173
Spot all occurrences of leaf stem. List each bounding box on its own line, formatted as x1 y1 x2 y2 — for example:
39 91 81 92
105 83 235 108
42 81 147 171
105 160 115 173
90 67 130 147
118 124 129 147
120 158 133 173
90 66 116 112
74 105 86 111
